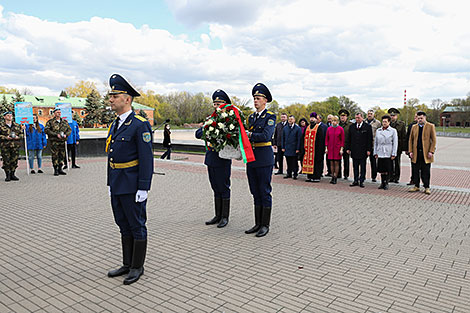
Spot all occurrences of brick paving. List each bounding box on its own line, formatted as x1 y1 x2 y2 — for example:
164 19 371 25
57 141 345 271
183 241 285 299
1 153 470 312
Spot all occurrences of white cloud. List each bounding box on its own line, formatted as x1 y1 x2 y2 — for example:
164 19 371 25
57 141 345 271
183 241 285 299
1 1 470 111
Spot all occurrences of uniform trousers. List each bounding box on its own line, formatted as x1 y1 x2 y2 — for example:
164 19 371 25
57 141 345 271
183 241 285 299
391 154 402 180
207 165 231 199
413 151 431 188
111 193 148 240
339 151 350 178
246 165 273 207
50 141 66 167
1 146 19 171
352 158 367 183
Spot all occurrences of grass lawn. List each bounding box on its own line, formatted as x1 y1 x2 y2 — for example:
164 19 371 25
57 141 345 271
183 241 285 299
436 127 470 133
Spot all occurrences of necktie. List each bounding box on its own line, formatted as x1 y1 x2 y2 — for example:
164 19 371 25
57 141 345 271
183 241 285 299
113 117 120 134
357 123 360 129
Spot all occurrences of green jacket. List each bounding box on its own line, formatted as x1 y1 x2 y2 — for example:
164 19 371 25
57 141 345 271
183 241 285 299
0 121 23 149
391 120 407 153
45 118 72 142
340 121 352 149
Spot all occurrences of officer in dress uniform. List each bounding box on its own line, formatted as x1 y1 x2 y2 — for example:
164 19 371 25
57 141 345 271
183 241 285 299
195 89 232 228
245 83 276 237
388 108 407 183
105 74 153 285
338 109 352 179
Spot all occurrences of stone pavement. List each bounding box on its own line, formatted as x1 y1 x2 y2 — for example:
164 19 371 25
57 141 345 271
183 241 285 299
1 155 470 313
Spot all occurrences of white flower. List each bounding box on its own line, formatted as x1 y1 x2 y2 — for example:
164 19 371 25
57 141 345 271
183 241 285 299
215 129 219 135
218 123 225 129
204 119 212 126
221 112 228 118
208 126 214 132
229 124 235 130
216 108 221 112
229 110 234 116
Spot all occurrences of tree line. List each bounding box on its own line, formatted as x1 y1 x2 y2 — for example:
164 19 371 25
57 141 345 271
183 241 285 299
2 83 470 127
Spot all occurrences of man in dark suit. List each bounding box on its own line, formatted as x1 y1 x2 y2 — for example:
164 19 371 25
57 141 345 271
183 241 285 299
273 113 287 175
345 112 372 188
282 115 302 180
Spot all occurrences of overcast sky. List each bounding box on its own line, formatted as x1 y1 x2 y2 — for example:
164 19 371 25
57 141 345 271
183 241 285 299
1 0 469 110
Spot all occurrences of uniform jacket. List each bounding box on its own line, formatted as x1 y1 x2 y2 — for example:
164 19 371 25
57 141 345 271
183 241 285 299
66 120 80 144
45 118 71 143
25 124 47 150
325 125 344 160
374 127 398 158
346 122 373 159
195 127 232 168
0 121 23 148
273 121 287 147
281 123 301 157
106 111 154 195
390 120 407 153
247 109 276 168
408 122 436 164
406 121 417 152
365 118 381 144
340 121 352 149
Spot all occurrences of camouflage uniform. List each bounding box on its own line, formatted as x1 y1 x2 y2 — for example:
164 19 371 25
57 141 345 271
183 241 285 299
0 121 23 180
45 117 71 170
390 119 406 182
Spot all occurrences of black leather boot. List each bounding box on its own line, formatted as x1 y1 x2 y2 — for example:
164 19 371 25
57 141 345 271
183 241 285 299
206 197 222 225
53 166 59 176
4 170 11 182
245 205 262 234
58 165 67 175
383 174 389 190
378 174 385 189
10 171 19 181
256 207 272 237
108 236 133 277
123 239 147 285
217 198 230 228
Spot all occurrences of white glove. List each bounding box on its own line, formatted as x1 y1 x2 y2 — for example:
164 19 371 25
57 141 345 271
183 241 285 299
108 186 111 197
135 190 148 202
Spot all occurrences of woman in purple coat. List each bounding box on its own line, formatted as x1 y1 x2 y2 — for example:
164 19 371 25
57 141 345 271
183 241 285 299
325 116 344 184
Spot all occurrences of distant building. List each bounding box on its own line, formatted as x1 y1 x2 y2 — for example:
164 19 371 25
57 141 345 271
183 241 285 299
440 106 470 127
1 94 154 126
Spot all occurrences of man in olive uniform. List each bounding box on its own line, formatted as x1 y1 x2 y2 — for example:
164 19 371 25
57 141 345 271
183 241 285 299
45 108 71 176
245 83 276 237
388 108 406 183
0 111 24 181
106 74 153 285
338 109 352 179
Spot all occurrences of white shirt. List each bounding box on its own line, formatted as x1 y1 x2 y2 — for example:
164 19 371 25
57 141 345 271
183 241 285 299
117 110 132 129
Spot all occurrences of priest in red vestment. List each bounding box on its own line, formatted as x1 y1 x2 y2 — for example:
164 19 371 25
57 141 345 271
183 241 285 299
300 112 325 182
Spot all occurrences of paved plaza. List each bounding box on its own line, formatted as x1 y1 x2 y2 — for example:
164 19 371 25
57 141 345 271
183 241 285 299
1 136 470 312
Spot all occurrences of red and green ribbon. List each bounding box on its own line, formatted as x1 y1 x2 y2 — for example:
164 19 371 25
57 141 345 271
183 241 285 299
226 105 255 163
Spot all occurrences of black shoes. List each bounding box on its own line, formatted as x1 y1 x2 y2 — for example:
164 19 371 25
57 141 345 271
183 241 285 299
10 171 19 181
245 205 262 234
255 207 271 237
38 169 43 173
283 175 292 179
206 198 222 225
72 164 80 169
123 239 147 285
58 167 67 175
330 177 337 184
4 171 10 182
108 236 133 278
350 181 359 187
31 170 36 174
217 199 230 228
359 182 365 188
53 166 59 176
274 171 283 175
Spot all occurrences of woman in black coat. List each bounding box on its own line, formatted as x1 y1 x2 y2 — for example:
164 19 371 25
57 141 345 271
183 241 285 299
161 124 171 159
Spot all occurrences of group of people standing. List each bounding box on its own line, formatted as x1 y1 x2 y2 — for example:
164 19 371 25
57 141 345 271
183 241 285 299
0 108 81 181
274 108 437 194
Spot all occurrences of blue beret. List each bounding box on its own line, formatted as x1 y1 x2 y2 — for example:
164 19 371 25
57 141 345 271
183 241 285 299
252 83 272 102
109 74 141 97
310 112 317 118
212 89 231 104
3 111 13 116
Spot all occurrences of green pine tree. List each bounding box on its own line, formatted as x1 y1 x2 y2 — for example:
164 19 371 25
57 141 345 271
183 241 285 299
0 94 10 115
84 90 102 127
